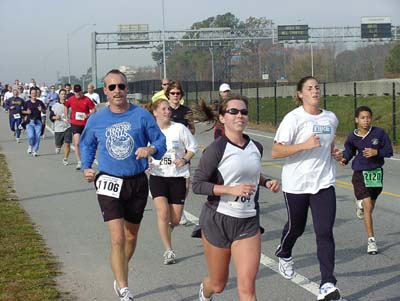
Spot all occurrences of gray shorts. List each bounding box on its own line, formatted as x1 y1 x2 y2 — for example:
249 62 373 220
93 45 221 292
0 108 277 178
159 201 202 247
199 203 260 248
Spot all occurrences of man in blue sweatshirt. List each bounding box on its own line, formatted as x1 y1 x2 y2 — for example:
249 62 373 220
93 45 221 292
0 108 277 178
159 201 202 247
4 89 24 143
80 69 166 301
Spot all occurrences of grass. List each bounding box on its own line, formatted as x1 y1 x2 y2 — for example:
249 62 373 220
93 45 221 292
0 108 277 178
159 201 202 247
247 95 400 152
0 152 61 301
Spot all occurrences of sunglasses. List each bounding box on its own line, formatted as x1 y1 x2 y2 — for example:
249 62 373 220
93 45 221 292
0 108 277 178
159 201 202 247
224 108 249 115
108 83 126 91
169 91 181 96
162 83 169 86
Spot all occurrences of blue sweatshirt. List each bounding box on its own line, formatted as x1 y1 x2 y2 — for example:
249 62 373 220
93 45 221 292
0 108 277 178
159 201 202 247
80 104 166 177
343 126 393 171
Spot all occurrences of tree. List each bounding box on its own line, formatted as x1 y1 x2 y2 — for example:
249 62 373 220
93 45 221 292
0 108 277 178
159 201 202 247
385 42 400 78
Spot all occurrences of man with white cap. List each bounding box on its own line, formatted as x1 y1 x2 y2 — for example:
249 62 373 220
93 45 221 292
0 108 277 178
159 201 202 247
219 83 231 101
213 83 232 140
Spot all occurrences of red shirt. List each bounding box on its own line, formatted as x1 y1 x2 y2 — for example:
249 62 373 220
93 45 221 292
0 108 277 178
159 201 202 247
65 95 95 126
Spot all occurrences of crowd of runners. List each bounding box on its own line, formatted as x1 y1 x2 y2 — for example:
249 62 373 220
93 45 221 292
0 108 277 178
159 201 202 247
0 72 394 301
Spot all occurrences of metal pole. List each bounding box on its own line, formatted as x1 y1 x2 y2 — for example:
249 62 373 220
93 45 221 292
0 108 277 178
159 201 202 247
91 32 97 88
67 34 71 83
209 48 214 91
392 82 397 144
311 43 314 77
162 0 167 78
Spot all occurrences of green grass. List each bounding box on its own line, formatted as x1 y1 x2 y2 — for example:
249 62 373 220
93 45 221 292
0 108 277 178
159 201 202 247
248 95 400 145
0 152 61 301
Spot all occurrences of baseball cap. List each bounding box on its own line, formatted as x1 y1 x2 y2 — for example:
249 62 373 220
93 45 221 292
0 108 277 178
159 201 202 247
219 83 231 92
73 84 82 92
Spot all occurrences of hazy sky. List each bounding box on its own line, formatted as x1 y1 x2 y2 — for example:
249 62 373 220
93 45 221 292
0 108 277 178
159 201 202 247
0 0 399 85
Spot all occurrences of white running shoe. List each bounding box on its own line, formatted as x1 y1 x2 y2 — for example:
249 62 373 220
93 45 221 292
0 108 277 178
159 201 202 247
278 257 295 279
16 138 20 143
163 249 176 265
367 238 378 255
355 199 364 219
55 147 61 154
179 212 188 225
32 151 38 157
317 282 341 301
76 161 82 170
27 146 32 154
113 280 134 301
62 158 69 166
199 283 213 301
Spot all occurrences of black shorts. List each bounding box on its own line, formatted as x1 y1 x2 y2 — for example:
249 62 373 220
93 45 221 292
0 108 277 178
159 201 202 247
352 170 383 201
55 128 72 147
71 124 85 135
95 172 149 224
149 175 186 205
199 203 260 248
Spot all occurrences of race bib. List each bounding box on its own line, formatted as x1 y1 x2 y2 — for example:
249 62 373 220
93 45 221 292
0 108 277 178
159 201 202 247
13 113 21 119
362 168 383 188
96 175 123 198
75 112 86 120
159 152 176 165
223 194 254 210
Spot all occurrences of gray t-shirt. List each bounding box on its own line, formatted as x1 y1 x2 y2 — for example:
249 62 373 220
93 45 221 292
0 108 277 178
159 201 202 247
52 102 71 132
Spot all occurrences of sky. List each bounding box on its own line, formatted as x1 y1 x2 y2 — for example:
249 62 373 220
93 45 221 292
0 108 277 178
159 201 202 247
0 0 399 86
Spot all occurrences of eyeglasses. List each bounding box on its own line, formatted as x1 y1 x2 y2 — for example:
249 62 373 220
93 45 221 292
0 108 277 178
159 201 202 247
162 83 169 86
169 91 181 96
108 83 126 91
224 108 249 115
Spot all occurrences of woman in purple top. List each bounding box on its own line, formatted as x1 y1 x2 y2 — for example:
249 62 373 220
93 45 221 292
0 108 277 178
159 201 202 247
340 105 393 255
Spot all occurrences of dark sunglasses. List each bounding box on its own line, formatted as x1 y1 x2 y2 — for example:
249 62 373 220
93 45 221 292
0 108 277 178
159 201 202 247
224 108 249 115
169 91 181 96
108 83 126 91
162 83 169 86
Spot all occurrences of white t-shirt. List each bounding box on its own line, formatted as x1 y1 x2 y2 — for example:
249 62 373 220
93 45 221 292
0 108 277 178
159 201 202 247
85 92 100 105
274 106 338 194
150 122 198 178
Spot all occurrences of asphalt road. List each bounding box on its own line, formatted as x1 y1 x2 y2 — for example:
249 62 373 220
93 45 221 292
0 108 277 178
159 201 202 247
0 112 399 301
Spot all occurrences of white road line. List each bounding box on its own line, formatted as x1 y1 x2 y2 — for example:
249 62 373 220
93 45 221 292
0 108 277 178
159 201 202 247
183 210 348 300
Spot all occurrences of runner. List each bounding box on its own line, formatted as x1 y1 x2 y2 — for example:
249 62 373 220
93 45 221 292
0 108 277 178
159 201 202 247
80 69 166 301
271 76 343 301
147 98 198 265
340 105 393 255
4 89 24 143
22 88 46 157
64 84 96 170
192 94 280 301
51 88 72 165
213 83 231 139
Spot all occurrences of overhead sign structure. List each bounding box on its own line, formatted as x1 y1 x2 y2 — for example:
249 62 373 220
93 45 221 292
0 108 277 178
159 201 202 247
117 24 150 45
278 25 309 41
361 16 392 39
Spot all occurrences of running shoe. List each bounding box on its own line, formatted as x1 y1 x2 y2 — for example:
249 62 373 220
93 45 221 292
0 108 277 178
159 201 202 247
278 257 295 279
55 147 61 154
62 158 69 166
113 280 134 301
367 238 378 255
76 161 82 170
32 151 38 157
199 282 213 301
317 282 341 301
355 199 364 219
163 249 176 265
16 138 20 143
179 212 188 225
27 146 32 154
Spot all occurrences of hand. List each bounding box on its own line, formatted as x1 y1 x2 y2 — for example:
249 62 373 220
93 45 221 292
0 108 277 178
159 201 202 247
304 134 321 150
331 148 343 162
363 148 377 158
174 158 186 168
230 183 257 198
338 158 347 167
38 106 42 111
135 147 153 160
266 179 280 193
26 108 31 114
83 169 96 182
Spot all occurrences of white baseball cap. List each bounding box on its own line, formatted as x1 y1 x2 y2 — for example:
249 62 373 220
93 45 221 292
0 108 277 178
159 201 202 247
219 83 231 92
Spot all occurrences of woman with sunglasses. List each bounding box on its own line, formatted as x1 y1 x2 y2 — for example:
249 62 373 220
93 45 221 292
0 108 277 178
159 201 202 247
272 76 343 301
147 98 198 265
166 80 195 225
192 95 280 301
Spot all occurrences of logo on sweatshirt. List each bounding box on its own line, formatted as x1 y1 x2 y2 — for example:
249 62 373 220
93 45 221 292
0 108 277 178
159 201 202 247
106 122 134 160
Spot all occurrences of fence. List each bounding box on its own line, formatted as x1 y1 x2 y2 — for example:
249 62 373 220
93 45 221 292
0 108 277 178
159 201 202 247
96 79 400 144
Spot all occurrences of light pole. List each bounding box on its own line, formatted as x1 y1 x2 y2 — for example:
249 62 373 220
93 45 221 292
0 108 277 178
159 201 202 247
67 23 95 84
209 47 215 91
161 0 167 78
